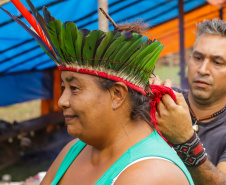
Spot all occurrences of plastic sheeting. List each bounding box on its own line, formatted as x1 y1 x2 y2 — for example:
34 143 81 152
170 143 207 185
0 0 206 75
0 0 206 106
0 70 53 106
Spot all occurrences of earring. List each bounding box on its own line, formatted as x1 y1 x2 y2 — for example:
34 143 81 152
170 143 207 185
112 102 116 110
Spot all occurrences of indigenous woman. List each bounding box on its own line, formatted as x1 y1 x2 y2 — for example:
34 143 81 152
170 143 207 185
1 1 194 184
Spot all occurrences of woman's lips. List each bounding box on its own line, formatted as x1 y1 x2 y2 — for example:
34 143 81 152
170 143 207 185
64 115 78 122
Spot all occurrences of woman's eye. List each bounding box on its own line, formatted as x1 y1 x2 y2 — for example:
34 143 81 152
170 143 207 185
70 86 78 91
61 86 65 92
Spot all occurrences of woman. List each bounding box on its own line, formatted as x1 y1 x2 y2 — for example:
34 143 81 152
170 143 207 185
1 1 194 184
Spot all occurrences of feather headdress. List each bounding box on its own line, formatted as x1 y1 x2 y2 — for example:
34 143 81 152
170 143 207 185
0 0 163 95
1 0 178 144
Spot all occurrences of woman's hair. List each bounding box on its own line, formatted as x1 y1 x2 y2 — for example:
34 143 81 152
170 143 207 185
97 78 152 126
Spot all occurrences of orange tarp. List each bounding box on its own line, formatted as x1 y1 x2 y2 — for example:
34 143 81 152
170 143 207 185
145 4 226 57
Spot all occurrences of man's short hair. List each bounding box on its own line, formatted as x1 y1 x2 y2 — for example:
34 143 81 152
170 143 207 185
196 18 226 38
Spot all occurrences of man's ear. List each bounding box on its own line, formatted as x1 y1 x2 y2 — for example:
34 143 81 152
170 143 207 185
109 82 128 110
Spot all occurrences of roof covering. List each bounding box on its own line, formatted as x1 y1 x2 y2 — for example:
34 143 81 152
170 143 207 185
0 0 207 76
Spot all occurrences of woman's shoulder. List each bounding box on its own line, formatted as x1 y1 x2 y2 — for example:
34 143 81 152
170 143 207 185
60 138 80 154
113 158 190 185
53 138 80 164
40 138 79 184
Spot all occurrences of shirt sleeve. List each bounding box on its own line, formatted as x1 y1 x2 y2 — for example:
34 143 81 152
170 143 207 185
218 147 226 163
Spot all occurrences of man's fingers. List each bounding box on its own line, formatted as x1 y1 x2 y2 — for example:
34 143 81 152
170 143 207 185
149 75 161 85
161 79 172 87
156 100 166 116
161 94 176 109
174 92 188 108
149 76 172 88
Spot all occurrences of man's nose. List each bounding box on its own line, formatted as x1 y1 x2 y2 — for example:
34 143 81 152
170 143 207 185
58 90 70 109
197 59 210 76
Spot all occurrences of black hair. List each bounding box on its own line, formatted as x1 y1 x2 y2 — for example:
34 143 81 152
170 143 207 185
97 77 152 127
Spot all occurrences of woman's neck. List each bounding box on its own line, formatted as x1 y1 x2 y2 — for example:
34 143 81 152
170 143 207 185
88 119 153 165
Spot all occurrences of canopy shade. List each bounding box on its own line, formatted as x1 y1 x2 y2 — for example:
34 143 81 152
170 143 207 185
0 0 209 106
0 0 206 75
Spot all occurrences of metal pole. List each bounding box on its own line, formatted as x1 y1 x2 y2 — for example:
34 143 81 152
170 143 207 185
220 7 223 20
178 0 186 89
98 0 108 32
168 54 174 85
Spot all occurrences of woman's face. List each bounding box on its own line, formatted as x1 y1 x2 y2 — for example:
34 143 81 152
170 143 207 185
58 71 113 140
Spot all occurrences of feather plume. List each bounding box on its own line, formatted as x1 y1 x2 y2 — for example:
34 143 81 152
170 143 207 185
25 0 59 57
10 0 51 50
0 7 60 65
1 0 164 89
83 30 104 66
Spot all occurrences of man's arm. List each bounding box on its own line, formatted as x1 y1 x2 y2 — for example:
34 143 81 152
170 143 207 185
188 159 226 185
218 161 226 174
156 93 226 185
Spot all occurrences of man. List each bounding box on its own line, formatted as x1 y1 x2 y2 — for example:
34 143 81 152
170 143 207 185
150 19 226 184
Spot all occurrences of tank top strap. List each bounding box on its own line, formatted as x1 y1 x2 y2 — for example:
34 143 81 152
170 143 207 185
51 140 86 185
96 130 194 185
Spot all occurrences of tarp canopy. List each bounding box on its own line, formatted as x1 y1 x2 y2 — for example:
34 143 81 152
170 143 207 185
0 0 207 106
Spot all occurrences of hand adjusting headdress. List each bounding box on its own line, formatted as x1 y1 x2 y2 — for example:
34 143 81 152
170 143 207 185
0 0 163 95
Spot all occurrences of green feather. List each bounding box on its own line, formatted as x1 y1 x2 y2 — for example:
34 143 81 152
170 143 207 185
64 22 79 64
130 41 161 75
113 33 142 71
60 23 66 52
101 32 133 68
119 36 148 67
75 29 89 64
59 22 70 63
145 46 163 73
133 41 160 67
139 44 163 69
127 39 149 62
47 20 65 61
106 41 125 69
137 48 162 87
117 40 149 76
83 30 104 66
94 30 117 66
135 44 163 86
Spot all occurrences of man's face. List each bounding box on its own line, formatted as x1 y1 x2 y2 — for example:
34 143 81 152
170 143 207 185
188 34 226 104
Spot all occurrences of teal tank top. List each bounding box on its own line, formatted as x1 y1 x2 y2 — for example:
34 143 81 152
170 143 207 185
51 130 194 185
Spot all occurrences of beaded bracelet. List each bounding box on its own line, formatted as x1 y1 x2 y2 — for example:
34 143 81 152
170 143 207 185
172 131 207 166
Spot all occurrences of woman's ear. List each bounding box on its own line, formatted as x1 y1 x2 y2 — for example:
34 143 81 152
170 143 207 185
109 82 128 110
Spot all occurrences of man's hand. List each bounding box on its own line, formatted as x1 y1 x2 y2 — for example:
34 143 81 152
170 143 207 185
156 92 194 144
149 75 172 87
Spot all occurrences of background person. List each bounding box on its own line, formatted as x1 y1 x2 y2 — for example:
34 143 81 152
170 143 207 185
150 19 226 185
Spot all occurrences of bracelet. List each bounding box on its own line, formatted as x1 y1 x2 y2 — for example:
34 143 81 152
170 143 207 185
172 131 207 166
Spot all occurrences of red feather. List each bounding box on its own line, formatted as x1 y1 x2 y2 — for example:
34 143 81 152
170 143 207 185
10 0 52 51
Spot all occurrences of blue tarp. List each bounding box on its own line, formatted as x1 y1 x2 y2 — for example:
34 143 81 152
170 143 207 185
0 0 207 106
0 70 53 106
